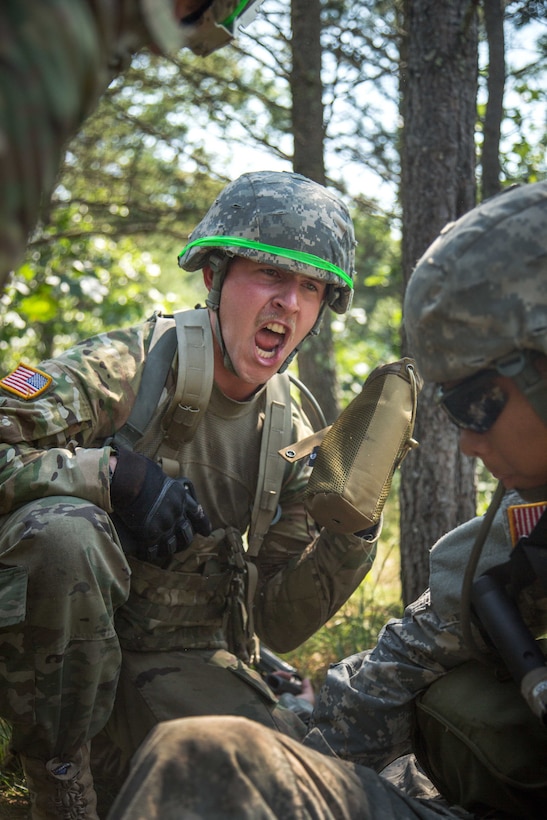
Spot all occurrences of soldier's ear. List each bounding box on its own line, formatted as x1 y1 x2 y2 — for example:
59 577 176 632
202 265 213 291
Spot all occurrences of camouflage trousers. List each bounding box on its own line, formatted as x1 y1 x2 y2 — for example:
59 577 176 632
0 497 304 773
106 716 476 820
91 646 306 815
0 496 130 760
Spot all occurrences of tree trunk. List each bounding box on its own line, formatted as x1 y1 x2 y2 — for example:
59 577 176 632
289 0 340 424
482 0 505 199
399 0 479 604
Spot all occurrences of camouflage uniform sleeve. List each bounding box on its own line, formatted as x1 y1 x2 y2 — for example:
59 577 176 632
252 401 378 653
0 322 151 514
0 0 182 285
305 496 522 771
306 590 466 771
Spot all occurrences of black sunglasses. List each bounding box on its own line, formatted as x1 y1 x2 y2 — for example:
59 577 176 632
435 370 509 433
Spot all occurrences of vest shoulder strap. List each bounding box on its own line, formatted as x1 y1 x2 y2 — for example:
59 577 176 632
247 372 293 557
113 316 177 451
114 308 213 452
160 308 214 454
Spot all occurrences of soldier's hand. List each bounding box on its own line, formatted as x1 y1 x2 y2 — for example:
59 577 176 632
110 447 212 558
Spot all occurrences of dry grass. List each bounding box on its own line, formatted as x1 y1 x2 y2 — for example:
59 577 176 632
0 729 28 819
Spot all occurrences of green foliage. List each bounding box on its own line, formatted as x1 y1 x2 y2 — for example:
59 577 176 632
506 1 547 27
59 57 226 249
501 109 547 183
476 8 547 187
0 229 187 369
3 3 544 373
0 51 232 366
0 719 28 815
320 0 401 190
476 463 500 516
333 209 402 403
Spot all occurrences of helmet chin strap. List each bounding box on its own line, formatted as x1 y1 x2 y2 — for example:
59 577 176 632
205 254 237 375
205 254 328 378
277 301 326 374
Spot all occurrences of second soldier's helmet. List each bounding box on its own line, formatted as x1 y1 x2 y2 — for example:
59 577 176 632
143 0 264 58
404 181 547 384
178 170 356 314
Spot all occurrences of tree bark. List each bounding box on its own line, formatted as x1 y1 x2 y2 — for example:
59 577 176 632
399 0 479 604
289 0 340 424
482 0 505 199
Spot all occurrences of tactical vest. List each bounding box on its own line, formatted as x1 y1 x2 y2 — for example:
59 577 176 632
112 308 314 661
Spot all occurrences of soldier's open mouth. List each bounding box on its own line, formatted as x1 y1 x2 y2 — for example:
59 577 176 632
255 322 286 360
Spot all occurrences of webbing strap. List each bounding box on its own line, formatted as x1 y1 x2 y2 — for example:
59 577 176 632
278 425 331 463
114 322 177 450
247 373 292 557
160 309 214 455
244 559 259 662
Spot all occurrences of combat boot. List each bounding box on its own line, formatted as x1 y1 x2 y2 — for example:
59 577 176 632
20 744 99 819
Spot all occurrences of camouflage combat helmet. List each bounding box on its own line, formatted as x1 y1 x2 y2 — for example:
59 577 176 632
178 170 356 375
404 181 547 424
142 0 263 57
178 170 356 315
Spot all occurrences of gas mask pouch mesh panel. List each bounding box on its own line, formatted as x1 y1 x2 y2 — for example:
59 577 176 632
305 358 421 534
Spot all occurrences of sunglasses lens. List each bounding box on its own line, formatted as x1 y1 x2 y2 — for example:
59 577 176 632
436 372 508 433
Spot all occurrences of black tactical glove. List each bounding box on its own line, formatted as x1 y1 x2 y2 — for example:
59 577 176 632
110 447 212 560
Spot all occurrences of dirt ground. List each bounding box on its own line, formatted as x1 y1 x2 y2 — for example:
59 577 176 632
0 793 29 819
0 758 29 819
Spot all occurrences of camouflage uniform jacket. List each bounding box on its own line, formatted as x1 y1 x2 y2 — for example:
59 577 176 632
1 0 185 284
0 314 377 653
308 489 547 769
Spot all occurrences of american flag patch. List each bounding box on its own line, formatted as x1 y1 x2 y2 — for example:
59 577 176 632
0 362 53 400
507 502 547 546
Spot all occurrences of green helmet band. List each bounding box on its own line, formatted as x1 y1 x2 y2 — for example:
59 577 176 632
178 235 354 291
222 0 259 30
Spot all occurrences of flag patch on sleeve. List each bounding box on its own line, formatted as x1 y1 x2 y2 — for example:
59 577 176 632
0 363 53 399
507 502 547 546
